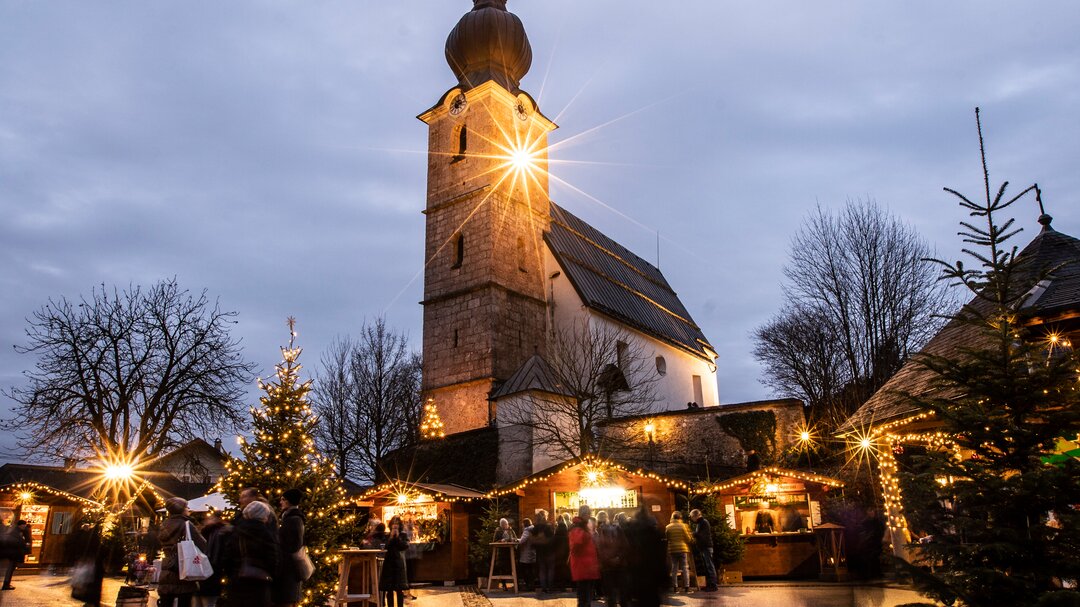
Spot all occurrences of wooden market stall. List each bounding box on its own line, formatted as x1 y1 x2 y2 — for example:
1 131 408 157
361 481 485 583
0 481 100 566
490 456 693 530
697 467 844 579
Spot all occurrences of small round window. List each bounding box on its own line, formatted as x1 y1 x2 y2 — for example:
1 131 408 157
655 356 667 376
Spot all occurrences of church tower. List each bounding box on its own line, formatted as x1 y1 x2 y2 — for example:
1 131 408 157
419 0 557 435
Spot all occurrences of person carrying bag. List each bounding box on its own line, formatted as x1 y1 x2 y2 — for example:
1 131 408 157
179 521 214 581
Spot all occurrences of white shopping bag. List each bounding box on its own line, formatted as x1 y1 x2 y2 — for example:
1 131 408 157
178 521 214 581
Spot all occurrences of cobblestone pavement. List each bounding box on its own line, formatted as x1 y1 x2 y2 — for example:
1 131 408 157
0 571 156 607
0 573 936 607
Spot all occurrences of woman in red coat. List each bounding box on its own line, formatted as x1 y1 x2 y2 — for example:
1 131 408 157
568 505 600 607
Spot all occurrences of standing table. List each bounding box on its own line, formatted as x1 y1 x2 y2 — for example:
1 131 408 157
486 541 518 593
335 549 384 607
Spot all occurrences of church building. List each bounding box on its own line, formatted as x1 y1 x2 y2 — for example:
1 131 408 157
372 2 834 583
419 0 720 446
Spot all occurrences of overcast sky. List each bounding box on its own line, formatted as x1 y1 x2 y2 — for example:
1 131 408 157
2 1 1078 461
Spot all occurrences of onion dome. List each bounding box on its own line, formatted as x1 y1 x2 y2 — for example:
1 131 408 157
445 0 532 92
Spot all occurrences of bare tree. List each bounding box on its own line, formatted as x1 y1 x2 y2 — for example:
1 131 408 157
5 279 257 462
499 320 662 461
752 303 846 425
753 200 954 426
310 336 358 479
310 318 422 484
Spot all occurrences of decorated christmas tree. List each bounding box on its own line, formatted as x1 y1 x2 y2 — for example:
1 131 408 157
218 318 351 606
901 112 1080 606
419 398 446 439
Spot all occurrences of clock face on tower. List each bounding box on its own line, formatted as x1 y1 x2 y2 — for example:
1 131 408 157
514 102 529 121
449 93 467 116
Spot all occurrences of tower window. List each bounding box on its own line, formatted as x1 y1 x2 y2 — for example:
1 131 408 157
692 375 703 407
517 236 528 272
452 233 464 268
452 125 467 162
453 329 459 348
616 340 629 370
655 356 667 376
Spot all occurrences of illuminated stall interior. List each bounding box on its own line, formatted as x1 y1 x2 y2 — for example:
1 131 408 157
360 481 484 583
0 481 100 566
491 457 692 530
697 467 844 578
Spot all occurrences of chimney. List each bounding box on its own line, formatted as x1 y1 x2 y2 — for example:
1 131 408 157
63 457 78 470
213 438 223 453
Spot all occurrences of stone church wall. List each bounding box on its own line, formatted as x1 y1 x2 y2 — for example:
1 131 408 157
598 399 805 479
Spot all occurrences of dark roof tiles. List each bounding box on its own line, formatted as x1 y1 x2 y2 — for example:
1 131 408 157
547 204 715 360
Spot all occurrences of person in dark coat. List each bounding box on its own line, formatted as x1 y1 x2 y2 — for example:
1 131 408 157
196 514 231 607
222 500 280 607
272 488 306 607
380 516 409 607
530 510 555 594
568 506 600 607
157 497 208 607
554 513 571 590
595 511 627 607
624 506 666 607
0 518 26 590
689 509 718 591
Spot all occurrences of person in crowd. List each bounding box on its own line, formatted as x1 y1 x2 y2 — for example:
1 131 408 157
361 518 382 547
595 510 626 607
554 512 571 590
0 516 23 590
624 506 665 607
688 510 718 592
493 517 517 589
223 500 280 607
517 518 536 591
238 487 279 531
612 513 634 605
778 503 805 532
272 489 306 607
494 517 517 542
568 505 600 607
195 513 231 607
665 511 694 593
158 497 208 607
856 507 886 579
365 522 388 548
531 510 555 595
380 515 410 607
754 502 775 534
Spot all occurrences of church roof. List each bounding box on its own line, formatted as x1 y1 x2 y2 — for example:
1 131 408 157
546 203 715 361
490 354 573 400
839 216 1080 434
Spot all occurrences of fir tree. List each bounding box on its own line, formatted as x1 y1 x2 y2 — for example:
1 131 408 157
218 318 351 606
901 110 1080 606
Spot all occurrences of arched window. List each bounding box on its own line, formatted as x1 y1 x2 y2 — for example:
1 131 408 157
517 236 528 272
452 233 464 268
452 125 467 162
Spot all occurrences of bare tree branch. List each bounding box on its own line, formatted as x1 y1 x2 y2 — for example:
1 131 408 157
309 318 422 484
4 278 256 462
754 199 955 428
499 320 662 461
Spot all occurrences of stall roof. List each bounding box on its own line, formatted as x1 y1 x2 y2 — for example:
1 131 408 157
489 455 695 497
362 480 486 501
694 466 845 494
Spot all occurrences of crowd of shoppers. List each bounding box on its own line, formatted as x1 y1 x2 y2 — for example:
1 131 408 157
511 504 715 604
155 487 308 607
